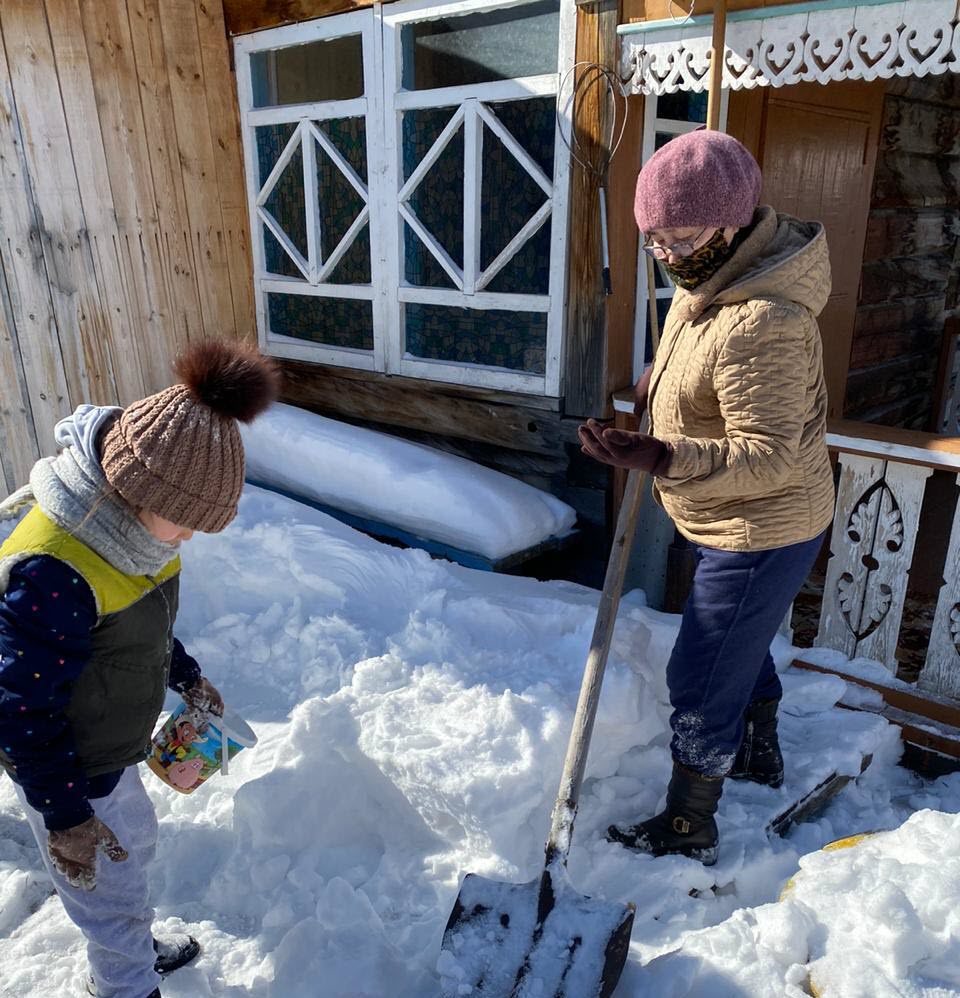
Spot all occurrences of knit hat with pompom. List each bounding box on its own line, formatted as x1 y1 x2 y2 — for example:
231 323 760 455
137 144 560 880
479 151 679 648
100 340 280 533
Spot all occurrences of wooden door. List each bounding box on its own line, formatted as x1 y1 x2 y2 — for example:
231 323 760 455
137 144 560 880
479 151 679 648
730 80 885 419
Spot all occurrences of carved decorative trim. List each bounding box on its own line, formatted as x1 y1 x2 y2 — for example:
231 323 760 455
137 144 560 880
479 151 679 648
816 455 931 673
837 479 903 641
950 604 960 654
620 0 960 95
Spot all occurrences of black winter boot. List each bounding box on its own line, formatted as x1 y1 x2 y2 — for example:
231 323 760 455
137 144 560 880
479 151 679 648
606 760 723 865
728 698 784 788
86 937 198 996
153 934 201 976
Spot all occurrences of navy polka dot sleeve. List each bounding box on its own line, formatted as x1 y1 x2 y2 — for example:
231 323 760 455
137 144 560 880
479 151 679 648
0 556 98 831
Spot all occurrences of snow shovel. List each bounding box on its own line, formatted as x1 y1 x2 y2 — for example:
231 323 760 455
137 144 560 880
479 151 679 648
439 467 647 998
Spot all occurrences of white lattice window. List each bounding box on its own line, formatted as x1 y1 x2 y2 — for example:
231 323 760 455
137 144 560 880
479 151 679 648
235 0 576 395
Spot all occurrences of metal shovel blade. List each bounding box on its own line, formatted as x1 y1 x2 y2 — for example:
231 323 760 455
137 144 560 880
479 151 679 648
438 864 635 998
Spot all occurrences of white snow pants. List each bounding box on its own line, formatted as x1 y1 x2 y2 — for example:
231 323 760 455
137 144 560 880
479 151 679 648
16 767 161 998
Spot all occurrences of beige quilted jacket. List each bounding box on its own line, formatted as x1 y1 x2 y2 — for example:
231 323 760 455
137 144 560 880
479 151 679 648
649 206 836 552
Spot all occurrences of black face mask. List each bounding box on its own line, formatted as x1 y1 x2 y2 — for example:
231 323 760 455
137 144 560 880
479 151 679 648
660 229 734 290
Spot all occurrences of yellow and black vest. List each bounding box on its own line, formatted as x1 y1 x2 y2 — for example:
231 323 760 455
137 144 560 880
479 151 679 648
0 506 180 778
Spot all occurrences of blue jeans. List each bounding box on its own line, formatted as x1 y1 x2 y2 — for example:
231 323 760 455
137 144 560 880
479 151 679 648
666 532 825 776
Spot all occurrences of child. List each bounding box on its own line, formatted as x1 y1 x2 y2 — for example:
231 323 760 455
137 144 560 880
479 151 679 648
0 340 278 998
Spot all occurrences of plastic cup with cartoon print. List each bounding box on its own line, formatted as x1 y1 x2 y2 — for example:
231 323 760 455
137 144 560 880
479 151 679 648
147 700 257 794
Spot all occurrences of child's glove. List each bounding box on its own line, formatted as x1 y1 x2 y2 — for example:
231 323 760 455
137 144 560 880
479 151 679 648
182 677 224 718
48 816 127 890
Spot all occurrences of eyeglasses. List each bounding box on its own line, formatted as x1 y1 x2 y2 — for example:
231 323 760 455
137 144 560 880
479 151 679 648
642 226 713 260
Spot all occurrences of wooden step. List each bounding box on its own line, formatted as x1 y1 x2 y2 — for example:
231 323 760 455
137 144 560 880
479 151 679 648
791 658 960 728
792 657 960 761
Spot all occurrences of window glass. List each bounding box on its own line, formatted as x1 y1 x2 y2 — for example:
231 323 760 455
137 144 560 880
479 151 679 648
401 0 560 91
251 35 364 107
315 117 370 284
405 303 546 373
268 293 373 350
403 107 464 287
256 123 307 276
656 90 707 124
480 97 554 295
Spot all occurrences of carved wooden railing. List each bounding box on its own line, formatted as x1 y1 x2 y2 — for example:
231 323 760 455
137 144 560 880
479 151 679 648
820 420 960 703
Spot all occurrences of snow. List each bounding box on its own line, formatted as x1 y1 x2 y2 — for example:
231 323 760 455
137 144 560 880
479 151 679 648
240 403 577 561
0 485 958 998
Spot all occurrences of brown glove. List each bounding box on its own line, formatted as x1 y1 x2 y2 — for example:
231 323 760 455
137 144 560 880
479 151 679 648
182 677 224 718
578 419 673 475
48 816 128 891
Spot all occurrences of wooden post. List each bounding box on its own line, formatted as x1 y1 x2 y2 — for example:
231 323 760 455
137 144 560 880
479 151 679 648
706 0 727 131
563 0 619 418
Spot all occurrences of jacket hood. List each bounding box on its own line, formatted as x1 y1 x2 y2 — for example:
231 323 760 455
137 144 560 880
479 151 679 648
671 206 832 322
54 404 123 468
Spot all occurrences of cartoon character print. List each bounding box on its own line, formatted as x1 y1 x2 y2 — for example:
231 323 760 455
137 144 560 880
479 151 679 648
167 756 205 790
159 718 193 764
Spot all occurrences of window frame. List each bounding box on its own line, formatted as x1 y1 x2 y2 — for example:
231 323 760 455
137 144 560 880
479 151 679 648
234 0 577 396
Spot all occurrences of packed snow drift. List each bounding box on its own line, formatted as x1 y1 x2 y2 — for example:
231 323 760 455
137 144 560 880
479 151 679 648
1 485 958 998
240 403 576 561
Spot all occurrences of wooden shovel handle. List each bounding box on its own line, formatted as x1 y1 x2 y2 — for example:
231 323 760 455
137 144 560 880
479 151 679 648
545 464 647 863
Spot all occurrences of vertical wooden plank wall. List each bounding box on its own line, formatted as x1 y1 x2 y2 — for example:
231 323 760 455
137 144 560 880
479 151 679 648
0 0 253 497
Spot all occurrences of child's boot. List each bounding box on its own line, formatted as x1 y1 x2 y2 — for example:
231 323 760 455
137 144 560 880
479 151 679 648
85 935 198 995
153 934 201 975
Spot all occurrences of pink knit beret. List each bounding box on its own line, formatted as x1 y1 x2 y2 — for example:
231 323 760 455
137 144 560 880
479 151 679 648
634 130 762 233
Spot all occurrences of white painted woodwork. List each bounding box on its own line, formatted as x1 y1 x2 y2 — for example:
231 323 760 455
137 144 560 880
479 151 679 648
816 454 932 673
394 75 559 110
619 0 960 96
397 285 548 311
236 0 574 394
463 100 483 296
921 472 960 700
247 98 368 127
302 121 322 282
826 431 960 474
816 454 884 659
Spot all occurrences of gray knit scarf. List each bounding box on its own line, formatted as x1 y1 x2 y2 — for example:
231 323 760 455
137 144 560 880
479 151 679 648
0 405 179 577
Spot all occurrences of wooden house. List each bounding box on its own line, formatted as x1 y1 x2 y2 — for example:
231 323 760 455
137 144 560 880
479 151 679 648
1 0 959 756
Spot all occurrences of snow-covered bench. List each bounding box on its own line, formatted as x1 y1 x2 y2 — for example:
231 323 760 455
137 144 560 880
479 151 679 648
241 404 578 572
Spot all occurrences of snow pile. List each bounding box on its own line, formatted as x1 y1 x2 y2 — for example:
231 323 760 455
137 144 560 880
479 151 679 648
0 485 956 998
637 810 960 998
240 403 576 560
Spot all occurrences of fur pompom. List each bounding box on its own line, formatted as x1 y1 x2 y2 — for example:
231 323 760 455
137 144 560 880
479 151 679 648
174 339 280 423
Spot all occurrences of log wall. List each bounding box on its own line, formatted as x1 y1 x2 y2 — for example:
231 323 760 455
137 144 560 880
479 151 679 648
847 75 960 430
0 0 254 497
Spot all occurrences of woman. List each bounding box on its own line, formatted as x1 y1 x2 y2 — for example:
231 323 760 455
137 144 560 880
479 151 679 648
578 130 835 866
